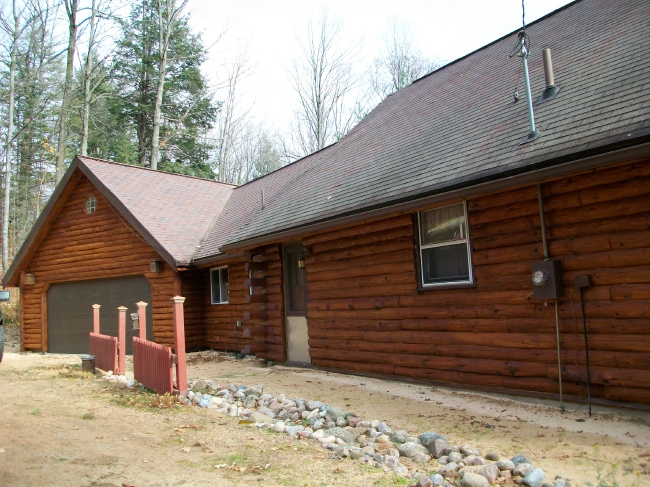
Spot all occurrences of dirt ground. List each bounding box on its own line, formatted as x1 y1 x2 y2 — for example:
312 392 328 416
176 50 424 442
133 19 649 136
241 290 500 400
1 343 649 487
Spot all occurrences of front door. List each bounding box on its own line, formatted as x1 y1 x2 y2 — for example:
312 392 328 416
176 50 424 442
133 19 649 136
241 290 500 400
283 244 310 364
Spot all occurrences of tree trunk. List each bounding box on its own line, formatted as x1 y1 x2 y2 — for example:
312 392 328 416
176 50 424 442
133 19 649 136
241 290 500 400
80 0 97 156
150 0 173 171
2 0 19 274
55 0 78 183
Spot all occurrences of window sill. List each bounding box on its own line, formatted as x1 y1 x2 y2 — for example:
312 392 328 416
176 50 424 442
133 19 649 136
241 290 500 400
211 301 229 305
417 281 476 293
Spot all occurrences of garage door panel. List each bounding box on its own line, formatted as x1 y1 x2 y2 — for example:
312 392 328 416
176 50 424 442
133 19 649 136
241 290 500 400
47 276 153 354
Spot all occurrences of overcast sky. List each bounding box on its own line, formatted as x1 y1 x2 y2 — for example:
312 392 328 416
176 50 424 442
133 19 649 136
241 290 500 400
188 0 573 131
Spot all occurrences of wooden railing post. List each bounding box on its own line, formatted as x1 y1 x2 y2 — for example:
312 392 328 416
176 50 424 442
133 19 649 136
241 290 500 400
117 306 127 375
92 304 101 334
171 296 187 395
136 301 148 340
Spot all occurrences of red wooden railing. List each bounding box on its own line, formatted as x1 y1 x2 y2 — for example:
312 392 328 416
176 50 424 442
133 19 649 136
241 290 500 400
133 337 174 394
90 298 187 395
89 332 118 373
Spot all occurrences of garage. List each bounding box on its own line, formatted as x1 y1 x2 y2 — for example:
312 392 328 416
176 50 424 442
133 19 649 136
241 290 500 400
47 276 153 354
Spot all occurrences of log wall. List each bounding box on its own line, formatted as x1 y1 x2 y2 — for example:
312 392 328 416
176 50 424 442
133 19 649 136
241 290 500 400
192 245 286 361
20 171 177 350
302 158 650 405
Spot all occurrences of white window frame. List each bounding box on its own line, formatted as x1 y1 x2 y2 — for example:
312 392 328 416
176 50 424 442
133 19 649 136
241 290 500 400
85 195 97 214
417 201 474 288
210 266 229 304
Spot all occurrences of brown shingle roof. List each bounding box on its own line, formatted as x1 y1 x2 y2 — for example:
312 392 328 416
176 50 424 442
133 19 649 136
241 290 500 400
196 0 650 256
78 156 235 265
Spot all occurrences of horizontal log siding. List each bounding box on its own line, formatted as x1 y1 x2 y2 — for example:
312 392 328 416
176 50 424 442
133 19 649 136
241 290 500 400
198 255 250 352
302 158 650 405
20 173 175 350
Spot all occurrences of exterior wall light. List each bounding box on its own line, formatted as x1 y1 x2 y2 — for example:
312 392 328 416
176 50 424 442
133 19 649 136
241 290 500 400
149 260 163 273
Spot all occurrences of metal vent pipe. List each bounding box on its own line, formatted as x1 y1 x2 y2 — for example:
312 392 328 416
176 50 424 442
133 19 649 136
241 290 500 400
542 48 555 86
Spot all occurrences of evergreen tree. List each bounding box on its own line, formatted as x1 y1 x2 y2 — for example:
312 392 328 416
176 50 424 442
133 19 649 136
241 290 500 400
110 0 217 176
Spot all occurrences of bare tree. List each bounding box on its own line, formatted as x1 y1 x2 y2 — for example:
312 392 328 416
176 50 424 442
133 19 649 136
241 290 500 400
54 0 79 184
79 0 113 156
368 17 442 103
288 9 358 158
150 0 188 170
212 40 254 182
1 0 22 273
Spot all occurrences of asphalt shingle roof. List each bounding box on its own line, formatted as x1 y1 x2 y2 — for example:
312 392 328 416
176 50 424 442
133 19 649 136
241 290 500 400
79 157 235 265
194 0 650 258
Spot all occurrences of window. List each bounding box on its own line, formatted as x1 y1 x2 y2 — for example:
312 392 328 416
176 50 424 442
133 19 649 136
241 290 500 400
85 195 97 214
210 266 229 304
417 202 473 287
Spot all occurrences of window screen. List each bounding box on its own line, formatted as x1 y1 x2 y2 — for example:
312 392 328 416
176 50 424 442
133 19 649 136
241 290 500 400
210 267 229 304
418 202 473 287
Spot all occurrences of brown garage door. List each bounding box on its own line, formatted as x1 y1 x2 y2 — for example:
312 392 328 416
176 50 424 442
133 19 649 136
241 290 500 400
47 276 153 354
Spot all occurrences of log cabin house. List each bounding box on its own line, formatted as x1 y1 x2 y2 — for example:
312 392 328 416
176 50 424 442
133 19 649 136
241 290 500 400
3 0 650 406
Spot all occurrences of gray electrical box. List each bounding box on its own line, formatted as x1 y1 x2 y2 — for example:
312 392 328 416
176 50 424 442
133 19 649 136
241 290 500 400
531 259 564 300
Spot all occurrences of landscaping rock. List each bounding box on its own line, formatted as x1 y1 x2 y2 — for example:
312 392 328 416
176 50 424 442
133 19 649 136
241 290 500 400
496 460 515 471
485 452 500 461
326 406 347 420
464 455 489 466
412 452 431 463
461 445 481 457
524 469 545 487
460 464 500 482
397 442 429 458
438 455 449 465
416 478 434 487
441 462 458 474
513 463 535 478
511 455 533 467
432 473 444 485
271 422 286 433
323 427 353 445
192 379 206 389
448 451 463 463
377 422 393 435
391 430 410 444
461 472 489 487
305 400 323 411
428 438 450 458
420 432 447 446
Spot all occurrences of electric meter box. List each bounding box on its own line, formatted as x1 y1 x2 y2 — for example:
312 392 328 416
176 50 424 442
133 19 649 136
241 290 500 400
531 259 564 300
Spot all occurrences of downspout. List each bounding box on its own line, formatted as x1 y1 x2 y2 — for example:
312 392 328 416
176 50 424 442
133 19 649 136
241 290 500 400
537 183 564 412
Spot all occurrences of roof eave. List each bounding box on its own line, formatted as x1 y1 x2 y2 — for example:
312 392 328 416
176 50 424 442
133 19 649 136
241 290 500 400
2 158 83 287
216 133 650 255
2 156 182 287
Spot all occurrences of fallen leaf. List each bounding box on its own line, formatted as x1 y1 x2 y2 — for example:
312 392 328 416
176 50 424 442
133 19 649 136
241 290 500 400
96 436 104 439
181 447 191 453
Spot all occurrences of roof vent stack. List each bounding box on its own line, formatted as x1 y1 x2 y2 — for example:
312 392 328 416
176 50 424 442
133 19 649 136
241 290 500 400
509 30 540 144
535 48 560 105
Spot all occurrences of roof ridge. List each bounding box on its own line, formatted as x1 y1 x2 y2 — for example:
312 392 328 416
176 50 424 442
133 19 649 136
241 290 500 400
76 155 238 187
